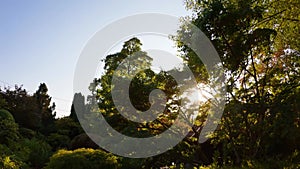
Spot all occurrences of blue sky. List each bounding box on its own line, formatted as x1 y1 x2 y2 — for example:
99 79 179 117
0 0 190 117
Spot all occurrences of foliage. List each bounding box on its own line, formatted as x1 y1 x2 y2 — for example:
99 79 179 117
55 117 83 139
70 93 85 122
0 1 298 168
0 84 56 132
21 138 52 168
0 109 19 146
88 37 179 139
0 144 29 169
34 83 56 135
0 156 22 169
118 158 145 169
18 127 36 139
178 0 300 166
0 95 7 109
198 152 300 169
47 133 70 151
1 86 42 129
69 133 99 150
45 148 120 169
0 109 14 121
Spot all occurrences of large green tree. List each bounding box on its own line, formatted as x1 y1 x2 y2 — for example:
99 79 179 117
176 0 300 166
89 37 179 138
86 35 219 168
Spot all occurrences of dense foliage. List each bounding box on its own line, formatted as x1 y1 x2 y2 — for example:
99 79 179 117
0 0 299 168
45 148 119 169
174 0 300 167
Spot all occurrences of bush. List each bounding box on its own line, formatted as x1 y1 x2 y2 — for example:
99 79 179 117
0 156 21 169
45 148 120 169
198 155 300 169
55 117 83 139
69 133 99 150
0 109 14 122
47 133 70 150
0 144 28 169
119 158 145 169
0 109 19 145
21 138 52 168
19 127 36 139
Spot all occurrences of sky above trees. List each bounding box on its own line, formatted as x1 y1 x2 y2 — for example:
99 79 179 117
0 0 190 117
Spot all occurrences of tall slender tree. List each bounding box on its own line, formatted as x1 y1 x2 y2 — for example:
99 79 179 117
34 83 56 134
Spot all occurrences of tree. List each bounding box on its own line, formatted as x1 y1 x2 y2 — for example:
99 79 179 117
70 93 85 122
177 0 300 166
85 36 212 167
1 86 41 130
34 83 56 135
0 84 56 133
89 37 173 137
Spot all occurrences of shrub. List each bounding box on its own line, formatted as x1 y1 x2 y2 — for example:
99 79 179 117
0 156 21 169
45 148 120 169
22 138 52 168
55 117 83 139
198 155 300 169
0 109 14 122
0 144 29 169
69 133 99 150
19 127 36 139
47 133 70 150
0 109 19 145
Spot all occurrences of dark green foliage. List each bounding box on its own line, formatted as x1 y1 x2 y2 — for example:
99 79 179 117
0 84 56 133
70 93 85 122
0 95 7 109
1 86 41 130
0 144 29 169
0 110 19 146
47 133 70 151
0 120 19 146
18 127 36 139
0 109 14 121
0 85 57 168
34 83 56 135
69 133 99 150
55 117 83 139
22 138 52 168
119 158 145 169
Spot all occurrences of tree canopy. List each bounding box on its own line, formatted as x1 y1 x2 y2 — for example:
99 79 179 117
175 0 300 167
0 0 299 168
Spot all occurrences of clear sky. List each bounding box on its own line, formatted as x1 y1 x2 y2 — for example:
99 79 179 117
0 0 191 117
